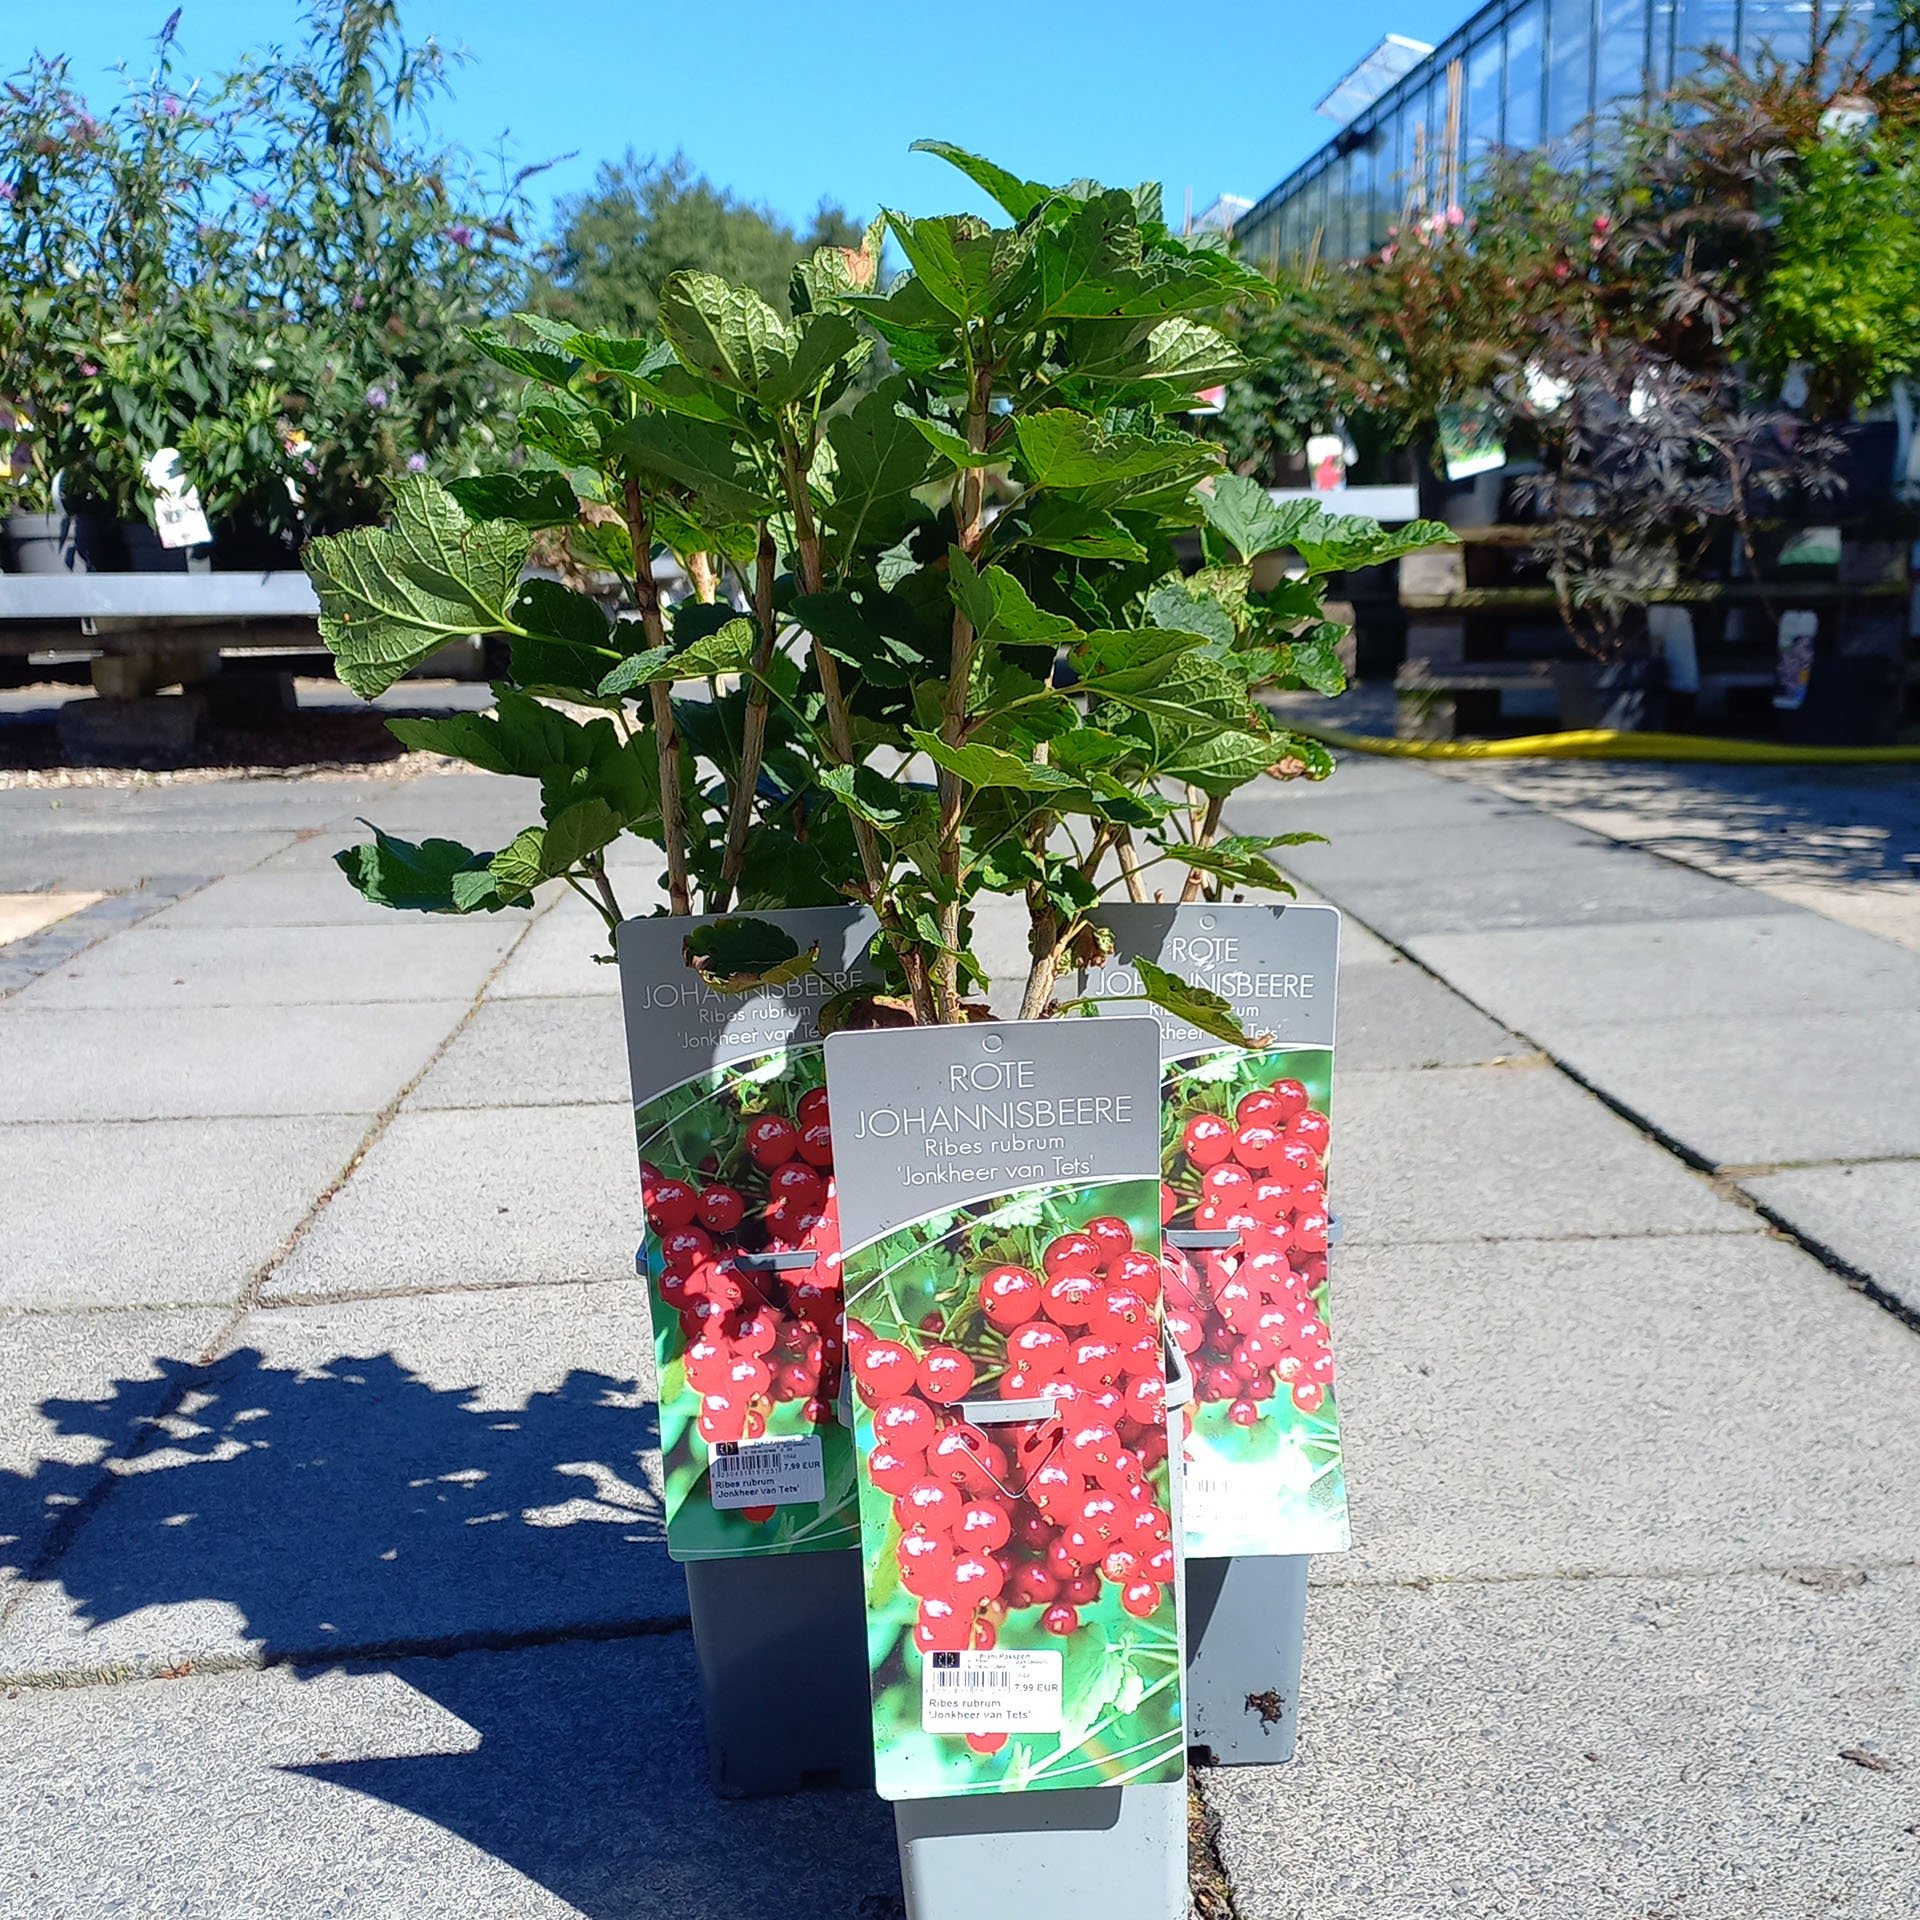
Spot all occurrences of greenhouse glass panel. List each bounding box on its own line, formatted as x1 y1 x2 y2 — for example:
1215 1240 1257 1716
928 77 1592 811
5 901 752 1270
1506 1 1547 147
1594 0 1653 103
1547 0 1596 139
1467 29 1504 159
1739 0 1817 65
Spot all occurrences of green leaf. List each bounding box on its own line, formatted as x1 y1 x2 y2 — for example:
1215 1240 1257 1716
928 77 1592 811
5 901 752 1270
907 415 998 469
1015 411 1215 490
1144 580 1235 649
335 827 505 914
385 689 575 777
906 728 1080 793
595 647 676 698
1198 473 1317 562
304 476 529 698
1158 725 1283 795
682 917 820 994
602 412 771 522
757 311 867 410
506 580 625 700
817 763 941 835
446 470 580 529
949 551 1081 648
655 272 797 397
1290 513 1456 577
884 212 1015 319
1157 841 1289 891
796 584 935 688
1134 955 1266 1046
823 377 944 549
1009 496 1149 561
463 326 578 386
910 141 1050 220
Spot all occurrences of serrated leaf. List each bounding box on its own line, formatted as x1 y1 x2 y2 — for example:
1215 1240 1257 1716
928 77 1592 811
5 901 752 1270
1009 496 1149 560
1134 955 1266 1046
683 917 819 994
949 551 1081 648
906 728 1079 792
907 414 998 469
797 584 934 689
884 211 1020 319
817 763 940 834
1159 841 1290 891
1015 410 1215 490
385 689 575 777
602 412 770 521
446 470 579 529
1144 580 1235 649
1291 513 1456 577
1199 473 1319 562
1159 725 1283 795
595 647 676 697
910 141 1050 220
656 271 797 397
823 377 944 550
304 475 528 698
464 326 578 386
334 827 505 913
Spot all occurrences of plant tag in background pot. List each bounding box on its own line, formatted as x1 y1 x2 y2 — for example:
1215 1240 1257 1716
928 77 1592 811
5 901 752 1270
826 1017 1183 1801
1080 904 1349 1560
143 448 212 549
619 908 879 1560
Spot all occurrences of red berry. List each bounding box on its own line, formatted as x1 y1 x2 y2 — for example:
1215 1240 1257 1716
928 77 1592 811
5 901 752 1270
957 1501 1011 1550
694 1184 744 1233
1008 1562 1060 1608
739 1504 776 1524
1291 1379 1326 1412
645 1177 699 1230
982 1264 1043 1329
1183 1114 1235 1168
919 1346 976 1404
1160 1183 1179 1224
1041 1270 1102 1327
1009 1321 1068 1366
1042 1233 1101 1281
914 1596 971 1651
1290 1111 1331 1156
797 1086 830 1127
966 1731 1007 1755
1094 1285 1151 1340
875 1396 938 1454
950 1552 1004 1602
770 1161 827 1212
746 1114 801 1168
802 1396 831 1425
660 1224 715 1273
1235 1089 1284 1128
1269 1079 1310 1121
1107 1248 1163 1298
1063 1572 1101 1605
1232 1124 1282 1171
901 1476 963 1528
1124 1374 1165 1423
1084 1216 1134 1264
798 1119 833 1168
1121 1579 1163 1619
1041 1602 1080 1637
1201 1163 1253 1203
851 1339 916 1402
1229 1397 1261 1427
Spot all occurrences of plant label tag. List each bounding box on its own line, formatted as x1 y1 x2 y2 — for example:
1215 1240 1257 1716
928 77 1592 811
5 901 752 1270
827 1016 1185 1802
143 448 212 549
921 1650 1064 1735
707 1435 827 1510
1079 904 1350 1560
618 907 881 1563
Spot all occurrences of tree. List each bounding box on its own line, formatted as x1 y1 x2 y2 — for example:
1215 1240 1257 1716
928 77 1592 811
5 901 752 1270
535 150 862 331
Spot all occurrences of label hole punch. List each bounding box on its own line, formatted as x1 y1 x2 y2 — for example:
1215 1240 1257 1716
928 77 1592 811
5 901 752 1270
1165 1229 1240 1250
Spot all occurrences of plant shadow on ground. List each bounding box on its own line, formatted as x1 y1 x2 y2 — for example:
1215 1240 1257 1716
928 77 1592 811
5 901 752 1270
0 1346 902 1918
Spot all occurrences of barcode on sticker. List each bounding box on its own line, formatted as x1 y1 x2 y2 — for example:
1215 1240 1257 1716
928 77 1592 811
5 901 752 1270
707 1434 825 1510
921 1649 1063 1734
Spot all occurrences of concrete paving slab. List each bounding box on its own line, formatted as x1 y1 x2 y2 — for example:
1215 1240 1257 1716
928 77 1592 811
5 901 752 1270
0 1000 470 1121
12 919 523 1009
146 870 473 930
0 1115 369 1309
266 1105 640 1301
407 996 630 1109
1335 959 1530 1071
1334 1064 1753 1247
1282 814 1625 886
1741 1160 1920 1318
0 825 297 892
0 1307 226 1602
0 891 104 945
1326 1235 1920 1584
0 1282 673 1680
489 901 622 998
0 1637 902 1920
1204 1566 1920 1920
1287 842 1791 942
1409 912 1920 1036
18 777 411 826
1758 880 1920 955
1546 1012 1920 1168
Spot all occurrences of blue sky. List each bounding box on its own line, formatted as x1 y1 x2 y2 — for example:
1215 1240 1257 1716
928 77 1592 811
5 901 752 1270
23 2 1473 232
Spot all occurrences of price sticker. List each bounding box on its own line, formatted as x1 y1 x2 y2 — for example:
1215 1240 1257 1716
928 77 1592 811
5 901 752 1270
921 1649 1063 1735
706 1434 825 1510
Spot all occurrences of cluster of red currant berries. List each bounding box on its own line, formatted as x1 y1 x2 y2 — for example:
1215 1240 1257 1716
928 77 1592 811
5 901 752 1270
848 1218 1178 1697
642 1086 843 1511
1161 1078 1334 1426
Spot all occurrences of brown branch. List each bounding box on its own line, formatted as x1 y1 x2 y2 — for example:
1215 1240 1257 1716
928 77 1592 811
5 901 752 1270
1117 830 1147 902
1180 794 1226 903
622 477 692 916
712 523 778 913
686 550 718 604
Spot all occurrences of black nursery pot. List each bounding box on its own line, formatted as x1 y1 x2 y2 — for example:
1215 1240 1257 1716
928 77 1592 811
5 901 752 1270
121 519 193 572
4 510 120 574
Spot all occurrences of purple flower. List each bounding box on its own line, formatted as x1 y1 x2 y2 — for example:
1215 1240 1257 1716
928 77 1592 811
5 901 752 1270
250 190 271 210
365 384 389 409
406 451 428 472
162 95 180 118
350 293 366 310
0 183 14 205
447 224 472 247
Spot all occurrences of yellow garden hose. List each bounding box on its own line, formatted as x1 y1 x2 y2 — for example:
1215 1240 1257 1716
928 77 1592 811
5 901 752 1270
1288 726 1920 765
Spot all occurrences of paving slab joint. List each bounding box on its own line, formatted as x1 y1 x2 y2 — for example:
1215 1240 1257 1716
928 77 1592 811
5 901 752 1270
0 1613 696 1696
1186 1778 1240 1920
1729 1189 1920 1338
0 875 214 1000
203 912 544 1353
